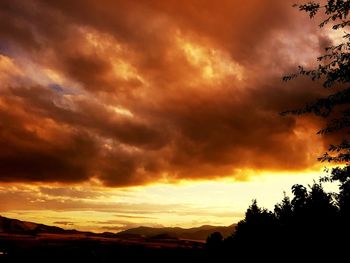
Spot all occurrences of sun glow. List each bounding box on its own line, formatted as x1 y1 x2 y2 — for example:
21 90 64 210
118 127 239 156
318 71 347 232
0 169 328 232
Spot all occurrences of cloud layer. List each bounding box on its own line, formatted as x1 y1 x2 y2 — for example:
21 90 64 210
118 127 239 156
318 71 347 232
0 0 331 186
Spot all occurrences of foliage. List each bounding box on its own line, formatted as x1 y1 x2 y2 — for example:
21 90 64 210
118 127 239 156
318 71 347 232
233 200 277 245
206 180 347 258
282 0 350 221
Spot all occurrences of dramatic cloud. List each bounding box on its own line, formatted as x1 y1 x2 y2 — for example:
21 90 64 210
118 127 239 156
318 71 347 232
0 0 333 186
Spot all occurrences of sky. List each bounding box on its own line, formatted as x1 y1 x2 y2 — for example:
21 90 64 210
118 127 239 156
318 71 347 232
0 0 338 232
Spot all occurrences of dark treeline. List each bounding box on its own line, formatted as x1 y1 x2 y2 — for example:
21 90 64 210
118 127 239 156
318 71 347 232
206 174 350 259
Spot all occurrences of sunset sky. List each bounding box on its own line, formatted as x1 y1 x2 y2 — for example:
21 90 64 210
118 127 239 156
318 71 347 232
0 0 337 232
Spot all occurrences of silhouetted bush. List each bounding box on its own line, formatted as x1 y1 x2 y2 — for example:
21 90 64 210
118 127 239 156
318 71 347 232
206 179 349 259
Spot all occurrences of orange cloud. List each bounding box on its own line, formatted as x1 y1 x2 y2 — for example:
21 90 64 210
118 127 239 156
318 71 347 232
0 0 335 186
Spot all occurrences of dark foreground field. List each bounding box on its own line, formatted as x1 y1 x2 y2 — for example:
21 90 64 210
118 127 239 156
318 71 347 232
0 233 207 262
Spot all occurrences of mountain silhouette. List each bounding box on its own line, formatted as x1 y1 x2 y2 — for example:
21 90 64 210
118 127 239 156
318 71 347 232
0 216 108 237
0 216 235 242
116 224 236 241
0 216 67 235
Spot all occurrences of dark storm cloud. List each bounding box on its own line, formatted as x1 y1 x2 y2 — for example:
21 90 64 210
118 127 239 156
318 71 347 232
0 0 332 186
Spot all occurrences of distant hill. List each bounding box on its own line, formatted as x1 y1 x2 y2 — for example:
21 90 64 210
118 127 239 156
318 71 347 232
0 216 98 236
0 216 68 235
116 224 236 241
0 215 235 241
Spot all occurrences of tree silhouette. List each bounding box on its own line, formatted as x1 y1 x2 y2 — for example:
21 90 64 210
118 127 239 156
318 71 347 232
282 0 350 237
234 200 276 244
210 180 343 259
274 193 293 240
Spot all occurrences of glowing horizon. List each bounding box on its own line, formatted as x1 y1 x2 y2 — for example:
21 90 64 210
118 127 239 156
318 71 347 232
0 0 336 232
0 168 334 232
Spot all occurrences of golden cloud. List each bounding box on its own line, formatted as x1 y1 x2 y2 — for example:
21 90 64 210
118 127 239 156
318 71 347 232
0 0 334 186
